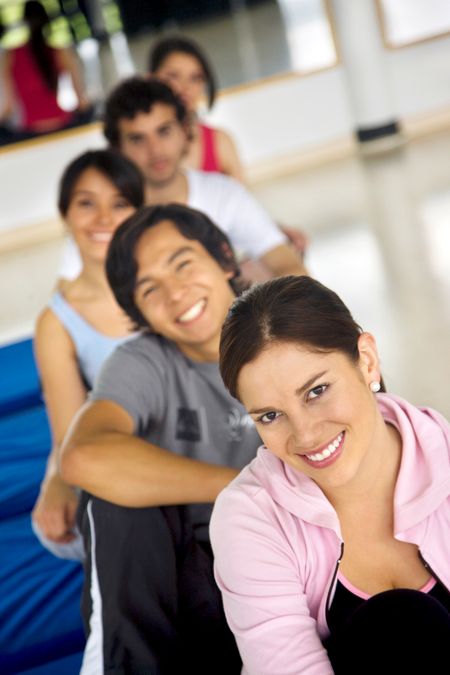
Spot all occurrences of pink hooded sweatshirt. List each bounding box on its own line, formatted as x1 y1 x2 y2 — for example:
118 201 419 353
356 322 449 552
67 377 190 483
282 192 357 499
210 394 450 675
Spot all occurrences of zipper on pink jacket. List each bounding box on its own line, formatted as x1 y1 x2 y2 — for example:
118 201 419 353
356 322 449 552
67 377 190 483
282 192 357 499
325 541 345 625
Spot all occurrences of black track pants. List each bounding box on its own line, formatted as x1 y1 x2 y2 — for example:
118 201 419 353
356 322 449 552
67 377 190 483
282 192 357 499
78 495 241 675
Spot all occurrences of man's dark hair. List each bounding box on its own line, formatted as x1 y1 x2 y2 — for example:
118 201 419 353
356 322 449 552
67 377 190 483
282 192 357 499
58 149 145 216
149 35 217 109
103 76 188 148
106 203 245 330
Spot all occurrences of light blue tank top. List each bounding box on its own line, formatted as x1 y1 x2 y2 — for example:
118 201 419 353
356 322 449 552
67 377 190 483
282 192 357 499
48 291 135 389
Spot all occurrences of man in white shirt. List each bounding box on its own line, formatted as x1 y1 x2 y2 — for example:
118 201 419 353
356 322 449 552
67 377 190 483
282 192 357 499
103 76 307 279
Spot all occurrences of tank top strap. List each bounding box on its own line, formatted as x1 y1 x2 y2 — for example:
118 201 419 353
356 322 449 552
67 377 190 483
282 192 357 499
48 291 134 389
199 123 220 172
48 291 95 343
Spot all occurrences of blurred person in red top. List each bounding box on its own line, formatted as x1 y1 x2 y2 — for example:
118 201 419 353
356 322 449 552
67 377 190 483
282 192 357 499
0 1 90 139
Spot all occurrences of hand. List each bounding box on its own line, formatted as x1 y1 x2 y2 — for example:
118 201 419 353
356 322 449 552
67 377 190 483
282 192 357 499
32 474 79 543
279 225 309 255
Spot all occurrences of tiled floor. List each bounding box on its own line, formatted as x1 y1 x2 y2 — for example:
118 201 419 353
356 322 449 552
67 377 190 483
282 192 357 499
2 127 450 418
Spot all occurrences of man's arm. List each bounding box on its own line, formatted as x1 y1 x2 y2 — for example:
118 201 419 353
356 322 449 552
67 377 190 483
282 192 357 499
60 399 239 507
260 242 308 277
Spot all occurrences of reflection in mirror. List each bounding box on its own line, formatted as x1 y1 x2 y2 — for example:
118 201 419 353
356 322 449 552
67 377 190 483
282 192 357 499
110 0 337 91
377 0 450 48
0 0 336 146
278 0 337 73
0 0 99 144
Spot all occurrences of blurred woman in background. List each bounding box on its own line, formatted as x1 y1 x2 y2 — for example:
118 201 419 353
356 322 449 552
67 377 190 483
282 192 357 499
149 34 245 182
32 149 144 558
0 0 90 138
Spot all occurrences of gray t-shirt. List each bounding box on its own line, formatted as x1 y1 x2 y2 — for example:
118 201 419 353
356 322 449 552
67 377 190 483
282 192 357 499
91 333 261 540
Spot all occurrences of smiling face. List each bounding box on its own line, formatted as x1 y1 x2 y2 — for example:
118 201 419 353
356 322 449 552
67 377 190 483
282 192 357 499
118 103 188 188
65 167 136 263
154 51 206 112
133 220 235 361
237 338 385 493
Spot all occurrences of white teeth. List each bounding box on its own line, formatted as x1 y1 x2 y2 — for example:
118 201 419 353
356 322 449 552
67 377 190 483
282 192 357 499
90 232 112 242
178 300 206 323
305 433 343 462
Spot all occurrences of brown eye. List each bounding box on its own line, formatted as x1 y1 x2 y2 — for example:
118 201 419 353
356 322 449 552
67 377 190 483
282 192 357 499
307 385 328 401
258 411 282 425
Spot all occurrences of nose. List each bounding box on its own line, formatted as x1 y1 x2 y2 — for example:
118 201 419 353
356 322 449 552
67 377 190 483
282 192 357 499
180 79 191 96
132 135 159 160
176 79 192 104
148 136 161 154
289 413 322 452
163 276 186 303
97 207 113 228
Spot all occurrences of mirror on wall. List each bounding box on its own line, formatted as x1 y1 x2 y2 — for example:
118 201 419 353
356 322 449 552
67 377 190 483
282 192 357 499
0 0 337 145
376 0 450 48
116 0 338 90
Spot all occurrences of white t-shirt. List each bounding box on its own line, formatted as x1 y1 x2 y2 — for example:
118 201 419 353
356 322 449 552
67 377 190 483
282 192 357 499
58 169 286 280
186 169 286 259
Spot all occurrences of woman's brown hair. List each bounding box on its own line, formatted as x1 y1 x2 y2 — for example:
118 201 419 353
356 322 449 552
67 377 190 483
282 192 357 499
219 275 386 400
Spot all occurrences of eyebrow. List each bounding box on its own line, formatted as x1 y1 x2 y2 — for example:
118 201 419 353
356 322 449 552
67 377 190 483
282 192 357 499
135 246 194 289
124 131 144 138
72 189 122 196
247 370 328 415
158 120 176 129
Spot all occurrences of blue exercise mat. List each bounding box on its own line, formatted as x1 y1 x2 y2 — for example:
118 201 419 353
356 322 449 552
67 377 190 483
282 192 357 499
0 339 42 415
0 404 51 519
0 339 85 673
0 513 85 673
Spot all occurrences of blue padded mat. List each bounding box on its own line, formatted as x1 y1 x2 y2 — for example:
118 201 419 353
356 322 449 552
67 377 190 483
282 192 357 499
0 404 51 519
0 338 42 415
0 338 85 673
16 650 84 675
0 513 84 672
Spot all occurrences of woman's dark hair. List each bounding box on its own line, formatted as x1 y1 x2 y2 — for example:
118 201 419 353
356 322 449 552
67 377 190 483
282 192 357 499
58 149 145 216
220 275 386 399
104 76 188 148
24 1 57 92
106 203 244 330
149 35 217 109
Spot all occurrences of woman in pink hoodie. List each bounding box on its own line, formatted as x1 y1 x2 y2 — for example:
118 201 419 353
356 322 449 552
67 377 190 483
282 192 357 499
211 275 450 675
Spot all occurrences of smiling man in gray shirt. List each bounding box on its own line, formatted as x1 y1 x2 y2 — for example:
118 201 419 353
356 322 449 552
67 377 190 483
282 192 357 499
61 204 261 674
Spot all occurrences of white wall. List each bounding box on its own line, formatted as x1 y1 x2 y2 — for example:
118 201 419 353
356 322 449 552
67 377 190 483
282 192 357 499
2 32 450 236
210 34 450 165
0 126 105 234
208 67 353 165
387 35 450 118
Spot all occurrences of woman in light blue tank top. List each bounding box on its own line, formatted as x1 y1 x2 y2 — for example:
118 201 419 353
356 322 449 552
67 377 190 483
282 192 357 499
32 149 144 559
